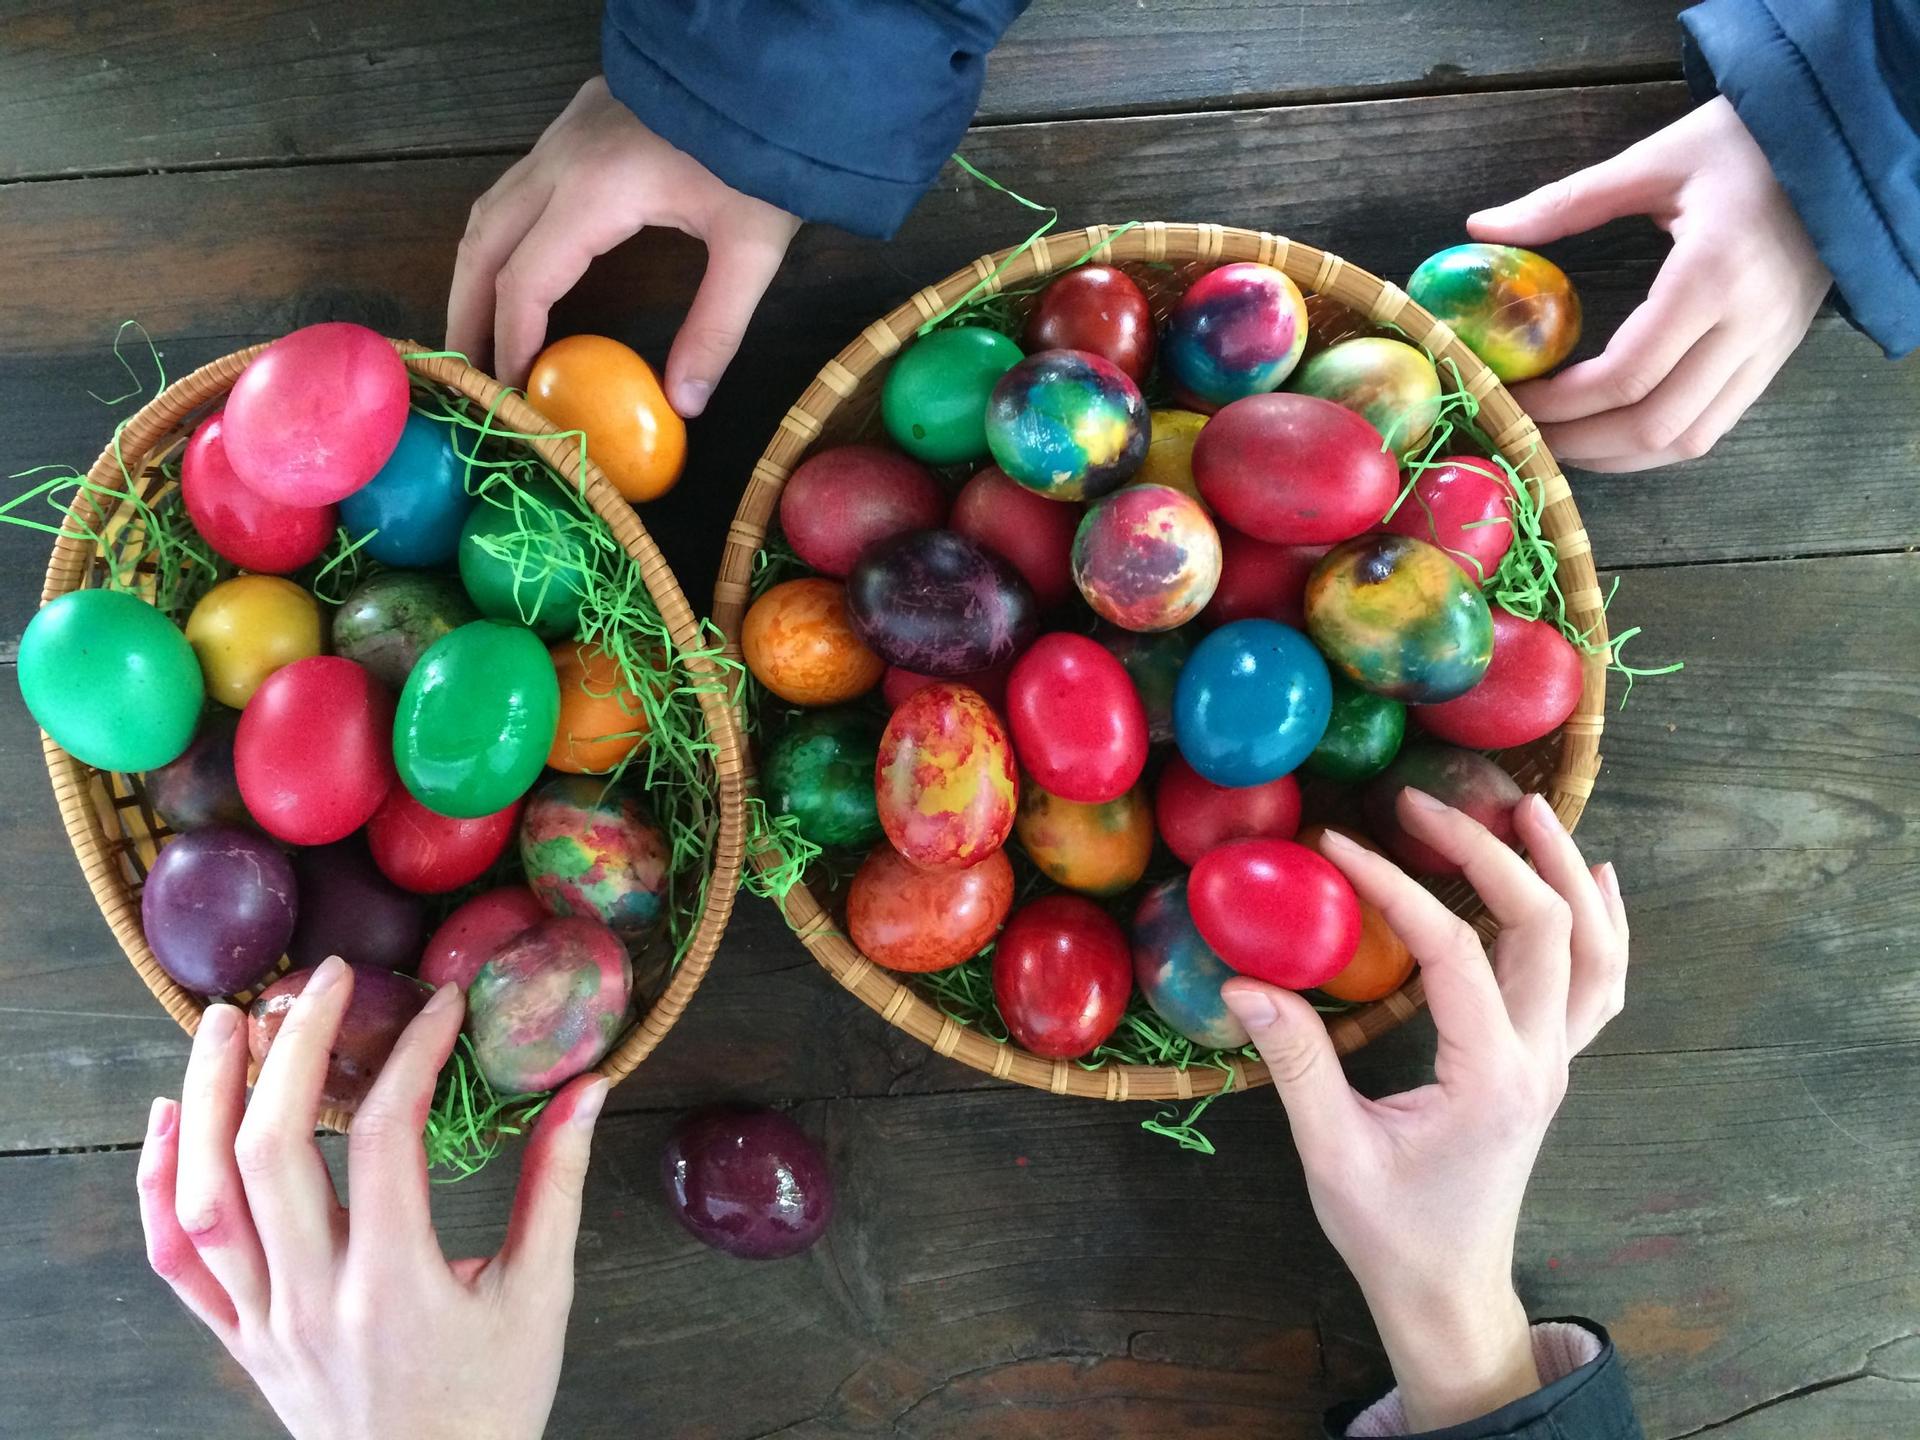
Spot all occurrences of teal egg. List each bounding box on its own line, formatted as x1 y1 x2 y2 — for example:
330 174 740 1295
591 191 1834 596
338 413 475 567
762 709 884 849
19 589 204 772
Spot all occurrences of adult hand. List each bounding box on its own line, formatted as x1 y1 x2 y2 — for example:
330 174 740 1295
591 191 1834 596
1222 792 1629 1431
135 956 608 1440
1468 95 1830 471
447 75 801 414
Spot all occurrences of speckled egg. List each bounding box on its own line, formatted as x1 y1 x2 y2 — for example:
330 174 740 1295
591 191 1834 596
1072 484 1221 632
1132 876 1250 1050
741 577 886 706
761 708 884 850
984 349 1149 501
1015 781 1153 898
875 682 1017 870
1161 262 1310 411
330 570 480 693
1305 534 1493 702
519 775 671 945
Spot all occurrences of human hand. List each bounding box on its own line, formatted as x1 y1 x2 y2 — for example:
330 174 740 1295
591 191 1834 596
135 956 609 1440
447 74 801 414
1221 792 1629 1430
1468 95 1830 471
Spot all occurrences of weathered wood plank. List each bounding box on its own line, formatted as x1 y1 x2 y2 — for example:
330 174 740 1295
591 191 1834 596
0 0 1685 180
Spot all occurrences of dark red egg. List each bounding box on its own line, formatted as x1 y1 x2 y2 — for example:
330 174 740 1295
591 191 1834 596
147 707 249 832
141 825 297 995
1193 393 1400 544
235 656 396 846
1005 633 1147 804
949 464 1082 610
287 837 428 972
778 444 946 578
1023 266 1156 383
1202 527 1328 629
1377 456 1514 582
1188 839 1360 989
992 894 1133 1059
1154 755 1302 866
1415 608 1584 750
249 964 428 1112
662 1107 834 1259
366 787 522 894
846 530 1039 677
180 412 336 574
882 657 1012 714
1362 742 1524 878
418 886 548 990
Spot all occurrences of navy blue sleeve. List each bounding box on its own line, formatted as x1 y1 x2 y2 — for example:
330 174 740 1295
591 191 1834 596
601 0 1029 240
1681 0 1920 358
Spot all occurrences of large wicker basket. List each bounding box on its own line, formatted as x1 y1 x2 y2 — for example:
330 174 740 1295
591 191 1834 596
713 223 1608 1104
39 343 748 1133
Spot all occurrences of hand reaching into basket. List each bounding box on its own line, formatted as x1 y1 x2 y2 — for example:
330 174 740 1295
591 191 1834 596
447 75 801 413
1467 95 1830 472
135 957 605 1440
1221 791 1629 1432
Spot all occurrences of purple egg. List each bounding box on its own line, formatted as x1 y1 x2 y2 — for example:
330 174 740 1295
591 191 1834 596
661 1107 834 1259
147 708 249 832
845 529 1038 677
287 836 428 972
141 825 296 995
250 964 428 1111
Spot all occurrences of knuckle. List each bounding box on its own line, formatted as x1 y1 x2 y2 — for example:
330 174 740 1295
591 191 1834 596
1606 368 1659 408
1630 410 1686 453
346 1101 406 1153
145 1233 190 1282
1268 1042 1323 1089
1671 425 1718 461
232 1122 288 1180
1534 895 1574 938
493 257 531 302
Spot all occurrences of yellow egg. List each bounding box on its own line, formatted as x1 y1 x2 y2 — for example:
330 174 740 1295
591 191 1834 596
185 575 323 707
1134 409 1210 506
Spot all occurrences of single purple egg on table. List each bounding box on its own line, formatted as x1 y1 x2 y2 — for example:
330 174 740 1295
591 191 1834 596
660 1107 834 1260
141 825 296 995
287 836 428 972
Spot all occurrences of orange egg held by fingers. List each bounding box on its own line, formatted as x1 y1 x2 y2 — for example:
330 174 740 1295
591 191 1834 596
741 578 886 706
548 641 652 774
527 335 686 502
1299 824 1416 1002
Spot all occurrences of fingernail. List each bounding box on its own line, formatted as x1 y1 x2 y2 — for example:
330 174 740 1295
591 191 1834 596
1318 827 1362 857
423 981 462 1015
1401 786 1448 812
674 379 711 416
1221 988 1280 1030
1530 792 1565 830
1599 862 1622 901
571 1078 610 1130
305 955 347 996
148 1097 176 1140
199 1004 238 1042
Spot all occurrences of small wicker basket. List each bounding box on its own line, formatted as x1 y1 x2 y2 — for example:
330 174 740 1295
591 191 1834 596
714 223 1608 1103
38 343 748 1133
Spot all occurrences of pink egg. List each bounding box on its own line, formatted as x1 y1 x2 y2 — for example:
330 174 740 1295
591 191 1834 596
419 886 548 990
1377 457 1514 582
181 414 337 573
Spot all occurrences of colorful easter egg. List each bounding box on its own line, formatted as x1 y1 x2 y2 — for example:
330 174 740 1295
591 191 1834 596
287 837 428 972
1300 293 1384 357
1192 392 1399 545
881 326 1024 465
662 1108 835 1260
549 641 651 774
1362 743 1524 878
1297 826 1414 1003
1091 623 1189 744
992 895 1132 1059
1072 483 1222 632
1189 839 1361 989
846 530 1038 677
875 682 1017 870
1305 534 1494 702
338 412 474 567
1173 620 1331 787
236 656 395 845
1202 529 1326 629
1154 755 1301 867
1015 781 1152 897
741 577 885 705
419 886 548 990
1291 337 1444 459
761 708 885 850
519 776 671 945
222 322 410 506
883 658 1012 715
949 464 1082 610
1005 633 1147 804
528 334 686 502
1135 409 1210 505
984 349 1149 501
147 708 248 832
847 845 1013 971
468 915 633 1093
1161 262 1309 410
367 786 522 894
1024 265 1156 381
250 965 428 1111
1377 456 1514 583
456 479 591 640
1408 243 1581 383
180 412 335 573
330 570 480 693
185 575 324 708
1414 608 1583 750
19 589 203 773
142 826 297 995
1304 675 1407 782
395 621 560 817
1131 877 1250 1049
778 445 946 578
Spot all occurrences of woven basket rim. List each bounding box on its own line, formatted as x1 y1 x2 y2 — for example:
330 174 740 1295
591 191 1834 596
36 339 748 1133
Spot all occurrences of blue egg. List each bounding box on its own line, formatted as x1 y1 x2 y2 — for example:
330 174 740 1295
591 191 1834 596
1132 877 1249 1049
339 413 474 567
1173 619 1331 786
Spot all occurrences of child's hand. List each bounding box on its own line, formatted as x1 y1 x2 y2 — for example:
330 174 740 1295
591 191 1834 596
1222 792 1629 1431
447 75 801 414
1467 95 1830 471
136 957 607 1440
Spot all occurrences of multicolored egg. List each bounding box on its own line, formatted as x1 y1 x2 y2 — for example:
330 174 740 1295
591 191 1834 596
331 570 480 693
1305 534 1494 702
1161 262 1310 411
741 578 885 706
847 845 1013 972
1092 623 1190 744
520 775 671 945
846 530 1038 677
1134 409 1209 504
185 575 324 708
1173 620 1331 787
1304 675 1407 782
875 682 1017 870
1072 483 1222 632
1408 243 1581 383
761 708 884 850
468 915 632 1093
881 326 1024 465
1291 337 1444 459
1015 781 1152 897
984 349 1149 501
1131 877 1250 1049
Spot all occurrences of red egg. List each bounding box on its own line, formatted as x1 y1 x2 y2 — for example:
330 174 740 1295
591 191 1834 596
883 658 1012 714
949 464 1082 610
180 413 336 573
1188 839 1360 989
1415 609 1584 750
847 845 1014 972
1154 755 1302 866
991 895 1133 1058
778 444 947 577
1362 742 1524 878
235 657 395 845
367 786 522 895
1377 456 1514 582
1005 633 1147 804
1023 266 1156 383
1202 527 1328 629
1193 393 1400 544
419 886 548 990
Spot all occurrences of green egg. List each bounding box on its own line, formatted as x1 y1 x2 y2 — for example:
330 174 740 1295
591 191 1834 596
880 327 1023 465
761 708 884 849
19 589 203 772
394 620 559 817
330 570 479 693
457 480 591 640
1304 675 1407 782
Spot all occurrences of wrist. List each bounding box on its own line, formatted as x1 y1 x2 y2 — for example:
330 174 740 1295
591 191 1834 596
1362 1276 1540 1431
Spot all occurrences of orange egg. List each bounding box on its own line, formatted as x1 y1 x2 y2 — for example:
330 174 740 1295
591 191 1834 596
548 641 651 774
527 335 686 502
741 578 884 706
1299 823 1416 1002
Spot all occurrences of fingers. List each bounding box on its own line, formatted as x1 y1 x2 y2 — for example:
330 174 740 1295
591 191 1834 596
1569 341 1790 473
499 1076 608 1304
137 1097 240 1337
173 1004 270 1322
665 221 794 417
447 155 550 370
1466 140 1682 246
1220 982 1363 1157
1541 317 1753 467
234 956 351 1290
492 202 644 386
1568 862 1632 1052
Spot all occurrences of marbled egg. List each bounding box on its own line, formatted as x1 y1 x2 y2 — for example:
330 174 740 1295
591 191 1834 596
1015 781 1152 898
1305 534 1493 702
1072 483 1222 632
1131 876 1250 1050
846 530 1038 677
1408 243 1581 383
330 570 480 693
1291 337 1443 459
519 775 671 945
468 915 632 1093
984 350 1148 501
1161 262 1310 411
875 682 1017 870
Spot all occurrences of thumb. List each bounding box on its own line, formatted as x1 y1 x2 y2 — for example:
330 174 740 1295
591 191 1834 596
665 224 792 417
500 1075 608 1295
1466 145 1678 246
1222 980 1360 1153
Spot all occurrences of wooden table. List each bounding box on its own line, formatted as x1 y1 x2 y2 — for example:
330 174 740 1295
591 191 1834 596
3 5 1916 1436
